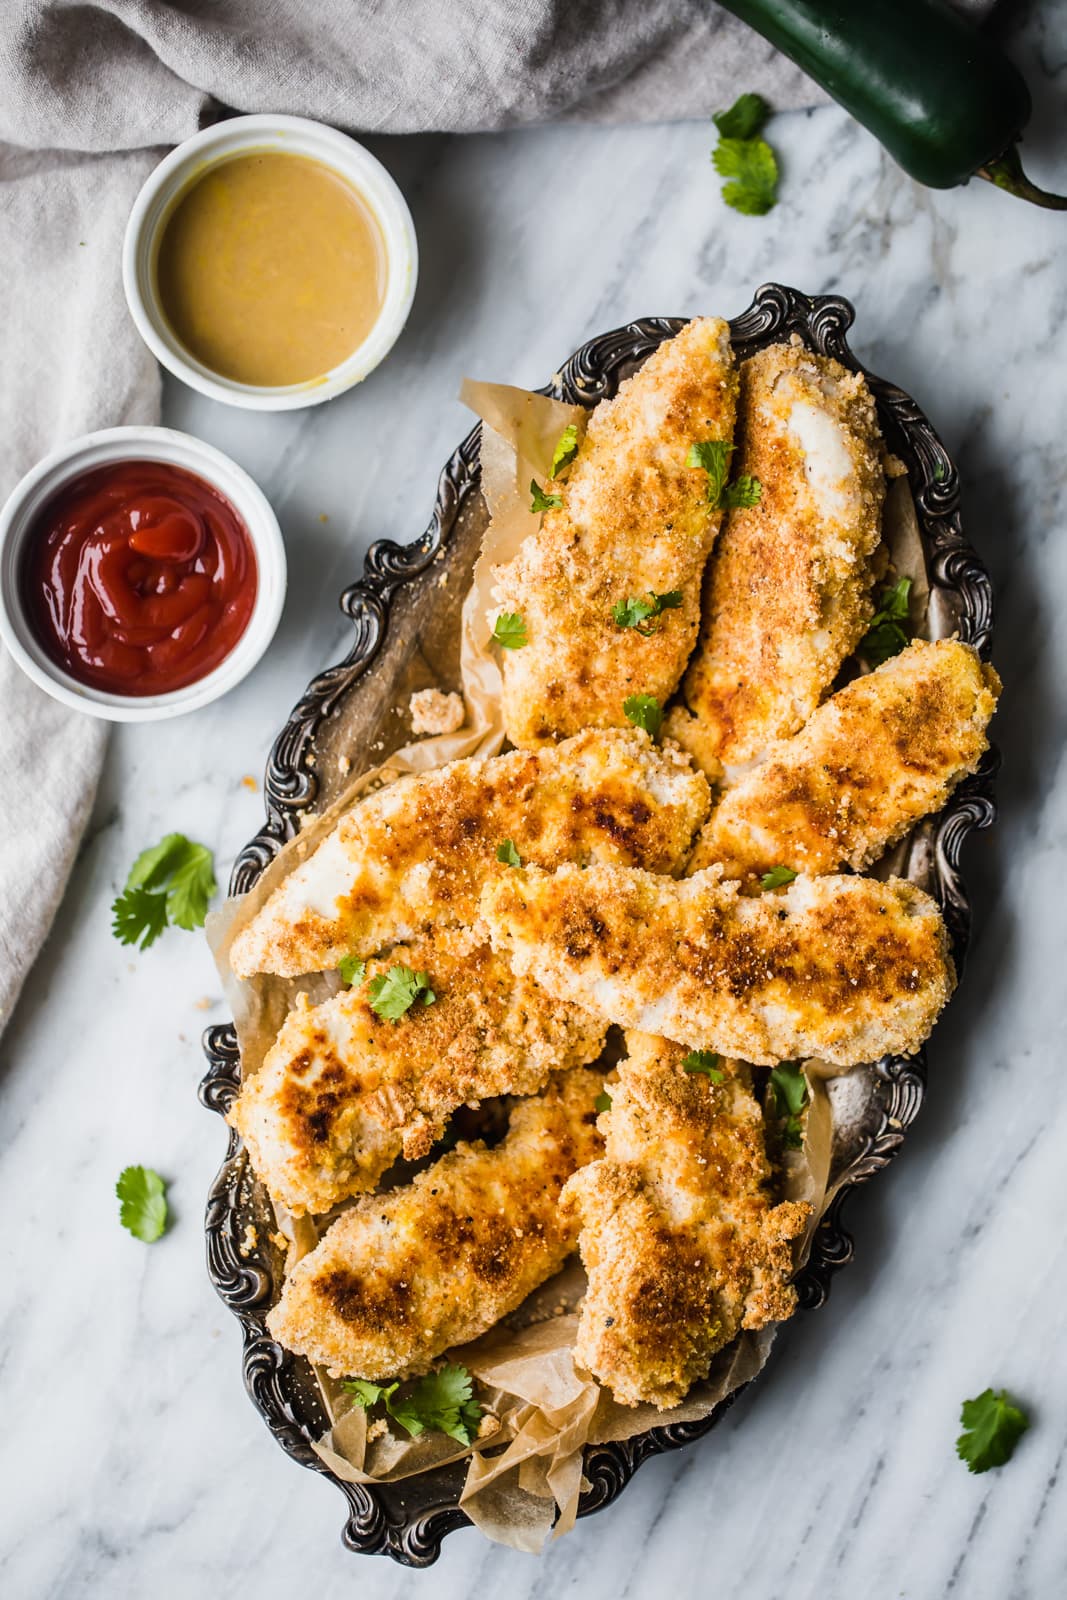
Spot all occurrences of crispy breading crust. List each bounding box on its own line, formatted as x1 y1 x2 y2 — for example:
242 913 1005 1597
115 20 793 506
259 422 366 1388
266 1068 605 1379
561 1034 808 1408
492 318 737 747
688 639 1002 877
230 727 710 979
481 861 955 1068
229 929 605 1216
667 342 886 773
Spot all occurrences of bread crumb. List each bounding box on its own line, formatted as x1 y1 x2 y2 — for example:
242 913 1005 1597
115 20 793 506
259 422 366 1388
193 996 214 1011
269 1230 289 1252
338 754 351 775
366 1417 388 1442
410 688 465 737
319 512 329 523
240 1224 258 1255
241 774 258 791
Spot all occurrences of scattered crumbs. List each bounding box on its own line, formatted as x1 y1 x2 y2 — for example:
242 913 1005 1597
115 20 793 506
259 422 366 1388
338 754 351 775
240 1223 258 1255
319 512 329 523
438 572 449 588
366 1417 389 1442
307 752 317 768
193 995 215 1011
269 1230 289 1251
477 1412 500 1441
410 687 465 736
241 774 258 791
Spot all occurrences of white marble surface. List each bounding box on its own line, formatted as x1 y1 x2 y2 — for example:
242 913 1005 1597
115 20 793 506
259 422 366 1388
4 14 1067 1596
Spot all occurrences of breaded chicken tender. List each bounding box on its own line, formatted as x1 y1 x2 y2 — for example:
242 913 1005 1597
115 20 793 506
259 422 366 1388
266 1068 605 1378
230 929 605 1216
667 342 886 774
481 862 955 1068
689 638 1001 878
561 1034 808 1408
492 318 737 747
231 727 709 979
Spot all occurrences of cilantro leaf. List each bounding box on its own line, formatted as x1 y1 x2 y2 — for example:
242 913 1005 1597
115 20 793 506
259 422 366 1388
860 577 913 666
492 611 528 650
713 93 770 142
111 833 217 949
165 843 217 931
530 479 562 513
368 964 436 1021
338 955 366 986
551 423 580 477
769 1061 809 1148
957 1389 1030 1474
687 439 734 507
612 590 684 635
761 865 798 890
497 839 521 867
116 1165 168 1242
594 1090 613 1113
722 475 762 509
682 1050 724 1082
623 694 663 738
343 1377 396 1409
346 1365 483 1447
111 885 170 951
713 136 779 216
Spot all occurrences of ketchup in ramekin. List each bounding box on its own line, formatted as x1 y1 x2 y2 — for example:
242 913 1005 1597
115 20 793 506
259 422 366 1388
21 460 258 695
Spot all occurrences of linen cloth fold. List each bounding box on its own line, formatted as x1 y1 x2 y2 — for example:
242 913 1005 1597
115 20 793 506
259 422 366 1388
0 0 997 1028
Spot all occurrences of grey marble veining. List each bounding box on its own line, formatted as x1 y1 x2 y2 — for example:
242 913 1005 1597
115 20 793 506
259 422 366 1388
3 12 1067 1595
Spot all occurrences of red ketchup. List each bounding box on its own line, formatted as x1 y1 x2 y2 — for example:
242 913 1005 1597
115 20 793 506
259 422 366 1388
22 460 258 696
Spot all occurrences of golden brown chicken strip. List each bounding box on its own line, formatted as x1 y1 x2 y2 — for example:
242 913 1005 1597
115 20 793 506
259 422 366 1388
230 929 605 1216
666 342 886 775
266 1067 604 1378
491 318 737 747
688 639 1001 878
481 861 954 1068
561 1034 808 1408
231 727 709 979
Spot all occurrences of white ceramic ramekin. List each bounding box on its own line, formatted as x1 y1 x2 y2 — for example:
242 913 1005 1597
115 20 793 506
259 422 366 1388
122 115 418 411
0 426 286 722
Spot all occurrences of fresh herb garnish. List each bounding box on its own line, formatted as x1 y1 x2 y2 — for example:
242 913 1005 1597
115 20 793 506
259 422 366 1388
687 440 734 506
769 1061 809 1148
343 1364 483 1446
594 1091 613 1113
492 611 528 650
496 839 521 867
623 694 663 738
111 833 216 951
116 1165 168 1243
368 964 436 1021
682 1050 724 1082
338 955 366 986
551 423 580 478
956 1389 1030 1474
761 865 798 890
712 95 779 216
530 479 562 513
860 577 913 666
722 474 762 509
611 590 683 635
713 92 769 142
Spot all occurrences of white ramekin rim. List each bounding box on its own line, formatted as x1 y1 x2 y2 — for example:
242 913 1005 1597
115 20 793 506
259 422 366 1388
122 114 418 412
0 425 287 723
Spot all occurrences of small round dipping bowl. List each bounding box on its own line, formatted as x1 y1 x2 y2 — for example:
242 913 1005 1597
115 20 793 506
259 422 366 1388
0 426 286 722
122 114 418 411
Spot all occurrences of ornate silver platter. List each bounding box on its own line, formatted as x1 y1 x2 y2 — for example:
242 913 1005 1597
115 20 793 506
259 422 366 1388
200 284 997 1565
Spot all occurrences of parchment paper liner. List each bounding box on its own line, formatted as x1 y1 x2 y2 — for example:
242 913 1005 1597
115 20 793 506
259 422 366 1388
208 377 934 1553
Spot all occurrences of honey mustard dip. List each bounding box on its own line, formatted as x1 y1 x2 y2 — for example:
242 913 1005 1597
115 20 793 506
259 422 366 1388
155 152 386 388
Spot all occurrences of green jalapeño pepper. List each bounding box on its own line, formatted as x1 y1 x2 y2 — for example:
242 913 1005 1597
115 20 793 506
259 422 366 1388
718 0 1066 208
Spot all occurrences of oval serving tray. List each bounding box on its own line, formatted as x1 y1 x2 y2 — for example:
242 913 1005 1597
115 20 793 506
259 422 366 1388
200 284 997 1566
